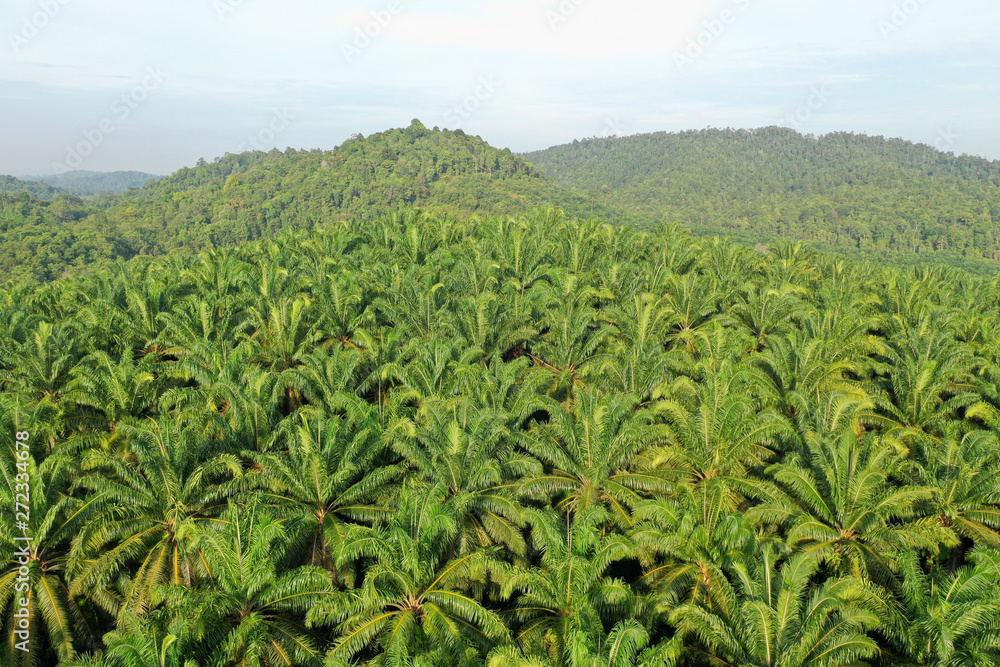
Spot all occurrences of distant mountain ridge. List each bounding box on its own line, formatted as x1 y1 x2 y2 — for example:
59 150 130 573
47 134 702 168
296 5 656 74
18 170 162 195
0 174 63 199
3 122 1000 282
523 127 1000 263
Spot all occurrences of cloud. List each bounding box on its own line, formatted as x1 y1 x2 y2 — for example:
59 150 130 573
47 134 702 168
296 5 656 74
1 0 999 173
325 0 706 57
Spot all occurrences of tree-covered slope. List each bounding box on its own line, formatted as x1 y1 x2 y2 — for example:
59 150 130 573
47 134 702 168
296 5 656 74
0 174 63 198
0 120 630 281
19 170 163 196
0 192 116 280
523 127 1000 264
117 119 627 233
7 123 1000 282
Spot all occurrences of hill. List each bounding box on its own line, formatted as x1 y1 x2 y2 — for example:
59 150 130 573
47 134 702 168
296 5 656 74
523 127 1000 269
5 122 1000 282
114 119 626 231
20 170 163 196
0 174 63 198
1 120 630 281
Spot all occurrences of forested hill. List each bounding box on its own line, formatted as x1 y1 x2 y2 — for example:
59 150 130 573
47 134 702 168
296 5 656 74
114 119 623 234
523 127 1000 266
19 170 162 196
0 120 626 281
5 122 1000 282
0 175 62 198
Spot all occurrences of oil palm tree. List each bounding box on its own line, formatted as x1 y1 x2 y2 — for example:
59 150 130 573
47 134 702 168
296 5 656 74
670 547 881 667
729 282 810 353
528 268 617 395
661 272 725 353
2 319 81 407
65 349 162 436
596 293 677 402
520 388 671 530
395 397 538 559
871 308 979 457
631 499 758 616
306 492 508 666
887 548 1000 666
908 429 1000 548
500 506 636 664
651 344 788 529
252 407 400 584
62 621 197 667
746 426 953 586
0 449 100 665
69 417 242 621
162 500 331 667
487 621 681 667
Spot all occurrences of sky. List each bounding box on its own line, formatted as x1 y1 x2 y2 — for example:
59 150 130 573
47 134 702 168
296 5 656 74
1 0 998 176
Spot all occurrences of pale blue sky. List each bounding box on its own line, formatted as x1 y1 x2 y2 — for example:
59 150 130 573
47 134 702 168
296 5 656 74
2 0 998 175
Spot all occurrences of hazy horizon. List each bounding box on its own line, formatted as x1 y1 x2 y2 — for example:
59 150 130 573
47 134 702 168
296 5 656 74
6 121 1000 181
3 1 999 175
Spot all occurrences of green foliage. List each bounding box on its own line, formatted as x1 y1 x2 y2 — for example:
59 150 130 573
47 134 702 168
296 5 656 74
525 127 1000 272
0 175 63 199
7 124 1000 283
19 171 162 197
2 208 1000 666
0 122 630 282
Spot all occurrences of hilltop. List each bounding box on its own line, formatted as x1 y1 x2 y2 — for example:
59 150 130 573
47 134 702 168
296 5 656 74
1 121 625 281
524 127 1000 269
0 174 63 199
4 122 1000 281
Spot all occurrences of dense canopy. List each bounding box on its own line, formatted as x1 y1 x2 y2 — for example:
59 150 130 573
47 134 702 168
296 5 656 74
3 207 1000 666
526 127 1000 272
